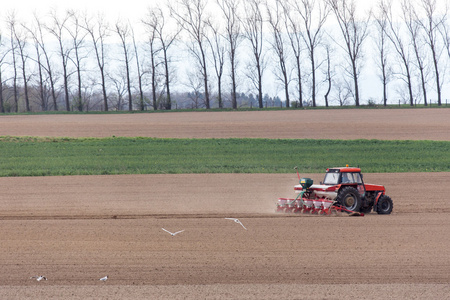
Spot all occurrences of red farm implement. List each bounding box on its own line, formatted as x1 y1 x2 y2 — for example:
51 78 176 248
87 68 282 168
276 166 393 216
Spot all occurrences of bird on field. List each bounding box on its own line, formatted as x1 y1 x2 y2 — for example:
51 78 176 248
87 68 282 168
225 218 247 230
162 228 185 236
99 275 108 282
30 275 47 281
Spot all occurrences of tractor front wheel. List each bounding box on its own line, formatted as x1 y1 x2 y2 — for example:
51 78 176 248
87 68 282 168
376 195 393 214
336 187 362 212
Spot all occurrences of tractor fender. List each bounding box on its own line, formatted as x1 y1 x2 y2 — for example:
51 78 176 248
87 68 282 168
372 192 383 212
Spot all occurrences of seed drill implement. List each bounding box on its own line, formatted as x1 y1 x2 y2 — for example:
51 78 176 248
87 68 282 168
276 166 393 216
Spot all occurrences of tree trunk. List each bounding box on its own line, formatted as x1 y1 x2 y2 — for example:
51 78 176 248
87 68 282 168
163 49 171 110
352 60 360 106
231 52 237 109
405 66 414 106
100 68 108 111
257 62 263 109
0 72 4 113
295 55 303 107
126 59 132 111
200 47 210 109
311 50 316 107
432 52 441 105
63 66 70 111
218 74 223 109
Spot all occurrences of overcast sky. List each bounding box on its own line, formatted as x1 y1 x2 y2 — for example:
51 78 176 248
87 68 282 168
2 0 447 105
3 0 376 21
3 0 152 20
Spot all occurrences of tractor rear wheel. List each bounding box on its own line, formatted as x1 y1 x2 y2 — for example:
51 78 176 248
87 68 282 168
336 187 362 212
376 195 393 214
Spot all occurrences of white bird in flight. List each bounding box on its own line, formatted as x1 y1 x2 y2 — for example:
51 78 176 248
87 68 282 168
99 275 108 282
225 218 247 230
30 275 47 281
162 228 185 236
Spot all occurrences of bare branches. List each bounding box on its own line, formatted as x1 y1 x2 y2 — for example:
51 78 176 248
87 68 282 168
170 0 211 108
217 0 242 109
115 20 133 111
266 0 291 108
286 0 330 107
414 0 447 106
66 10 89 111
205 17 226 108
47 9 73 111
83 13 110 111
373 0 393 106
242 0 265 108
382 0 416 106
402 0 429 106
147 7 180 110
327 0 370 106
0 1 449 111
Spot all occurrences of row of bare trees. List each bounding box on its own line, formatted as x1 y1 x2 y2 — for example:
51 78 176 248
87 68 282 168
0 0 449 113
375 0 448 106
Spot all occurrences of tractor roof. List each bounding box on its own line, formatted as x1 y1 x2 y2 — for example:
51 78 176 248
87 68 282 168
326 167 361 173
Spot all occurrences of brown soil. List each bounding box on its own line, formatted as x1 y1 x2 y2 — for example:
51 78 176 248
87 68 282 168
0 109 449 299
0 108 449 140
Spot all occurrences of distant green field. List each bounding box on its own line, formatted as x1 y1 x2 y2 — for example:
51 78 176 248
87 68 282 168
0 136 448 176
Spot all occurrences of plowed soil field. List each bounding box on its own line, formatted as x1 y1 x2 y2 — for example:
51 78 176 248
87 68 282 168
0 109 449 299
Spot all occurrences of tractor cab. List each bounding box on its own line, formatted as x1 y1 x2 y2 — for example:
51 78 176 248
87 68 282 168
324 167 362 184
323 167 365 196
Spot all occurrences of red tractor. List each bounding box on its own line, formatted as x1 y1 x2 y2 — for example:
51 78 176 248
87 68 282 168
276 166 393 216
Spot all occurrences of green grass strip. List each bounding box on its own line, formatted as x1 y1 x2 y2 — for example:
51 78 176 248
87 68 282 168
0 136 448 176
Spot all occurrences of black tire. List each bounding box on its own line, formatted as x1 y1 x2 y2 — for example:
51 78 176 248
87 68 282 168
376 195 393 215
336 187 362 212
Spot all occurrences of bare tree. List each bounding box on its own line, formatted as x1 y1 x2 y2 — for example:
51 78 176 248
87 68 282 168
7 14 19 112
403 0 428 106
185 71 204 108
415 0 447 106
0 33 10 113
374 0 393 106
143 9 163 110
334 78 352 106
288 0 330 107
108 72 127 110
323 43 334 107
83 14 110 111
382 0 415 106
327 0 370 106
11 19 31 112
32 14 58 111
441 15 450 59
67 10 89 112
130 25 146 111
282 1 304 107
217 0 242 109
115 20 134 111
242 0 265 108
267 0 291 108
23 20 46 111
170 0 211 109
47 10 72 111
147 8 180 110
205 19 226 108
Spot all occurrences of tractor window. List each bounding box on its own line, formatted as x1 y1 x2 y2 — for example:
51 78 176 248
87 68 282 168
353 173 363 184
323 172 339 185
341 173 352 183
341 173 362 184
